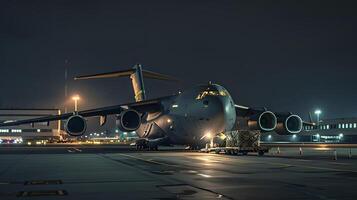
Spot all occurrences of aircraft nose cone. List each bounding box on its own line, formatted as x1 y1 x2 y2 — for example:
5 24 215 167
203 96 235 132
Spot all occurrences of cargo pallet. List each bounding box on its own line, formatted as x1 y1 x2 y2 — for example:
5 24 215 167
200 130 270 156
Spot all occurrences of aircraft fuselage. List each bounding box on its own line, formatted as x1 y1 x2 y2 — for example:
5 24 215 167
135 83 236 146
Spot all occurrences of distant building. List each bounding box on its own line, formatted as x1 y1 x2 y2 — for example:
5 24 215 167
0 108 65 143
261 117 357 143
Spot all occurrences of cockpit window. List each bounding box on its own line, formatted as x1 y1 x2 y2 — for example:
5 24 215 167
196 88 227 100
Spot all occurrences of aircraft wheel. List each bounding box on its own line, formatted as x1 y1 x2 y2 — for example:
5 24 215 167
149 145 158 151
234 149 239 155
137 145 144 150
258 150 265 156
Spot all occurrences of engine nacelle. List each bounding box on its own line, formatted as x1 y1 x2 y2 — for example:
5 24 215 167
117 109 141 132
65 115 87 136
248 111 277 132
275 114 303 135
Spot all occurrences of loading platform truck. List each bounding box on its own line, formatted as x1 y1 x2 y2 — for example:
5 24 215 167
201 130 270 156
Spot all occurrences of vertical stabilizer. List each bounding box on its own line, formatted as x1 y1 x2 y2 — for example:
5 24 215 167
74 64 178 102
130 64 146 102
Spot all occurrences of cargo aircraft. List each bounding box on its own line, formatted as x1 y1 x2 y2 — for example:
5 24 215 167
0 64 306 149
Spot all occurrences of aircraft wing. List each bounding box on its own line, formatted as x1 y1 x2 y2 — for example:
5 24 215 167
0 98 164 127
235 104 314 130
302 121 315 126
234 104 263 116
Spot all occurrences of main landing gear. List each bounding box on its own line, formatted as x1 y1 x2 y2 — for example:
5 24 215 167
135 139 158 151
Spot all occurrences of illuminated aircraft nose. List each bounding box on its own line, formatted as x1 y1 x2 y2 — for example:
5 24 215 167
202 95 235 133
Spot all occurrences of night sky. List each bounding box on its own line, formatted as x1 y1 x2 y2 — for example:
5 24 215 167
1 0 357 121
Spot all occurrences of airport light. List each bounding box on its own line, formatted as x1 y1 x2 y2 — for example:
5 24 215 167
314 109 321 125
292 134 297 139
339 133 344 138
204 132 214 148
72 95 80 111
268 135 272 140
205 132 212 139
167 119 172 123
219 133 226 140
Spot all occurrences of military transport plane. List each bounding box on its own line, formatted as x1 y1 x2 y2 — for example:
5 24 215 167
0 64 305 149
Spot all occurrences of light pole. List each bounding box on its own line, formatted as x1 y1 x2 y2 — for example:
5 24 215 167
314 109 321 125
72 95 80 112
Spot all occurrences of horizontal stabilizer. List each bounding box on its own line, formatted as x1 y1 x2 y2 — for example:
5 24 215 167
142 70 179 81
74 69 135 80
74 68 179 81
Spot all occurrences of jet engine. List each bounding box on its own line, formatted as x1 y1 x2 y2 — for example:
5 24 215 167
275 114 303 135
248 111 277 132
65 115 87 136
117 109 141 132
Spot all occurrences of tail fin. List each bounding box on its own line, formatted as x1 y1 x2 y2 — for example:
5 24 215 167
75 64 178 102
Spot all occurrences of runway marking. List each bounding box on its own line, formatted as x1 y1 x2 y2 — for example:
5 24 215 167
327 162 350 166
17 190 68 197
197 173 212 178
295 159 311 162
263 160 357 173
118 153 181 167
67 147 82 153
24 180 62 185
73 147 82 152
194 157 220 163
119 153 357 176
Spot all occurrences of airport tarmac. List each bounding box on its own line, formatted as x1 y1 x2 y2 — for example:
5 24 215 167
0 146 357 200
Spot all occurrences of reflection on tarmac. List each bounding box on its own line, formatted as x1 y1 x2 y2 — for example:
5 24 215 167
0 145 357 199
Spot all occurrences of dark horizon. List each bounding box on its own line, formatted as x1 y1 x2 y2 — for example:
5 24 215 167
1 0 357 120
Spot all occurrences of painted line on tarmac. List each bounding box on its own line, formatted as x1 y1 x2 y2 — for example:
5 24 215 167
327 162 350 166
118 153 181 168
265 161 357 173
118 154 216 178
72 148 82 152
295 159 311 162
120 153 357 174
67 147 82 153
